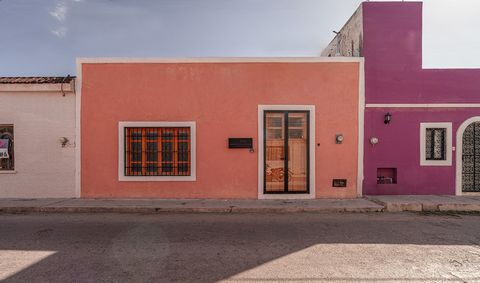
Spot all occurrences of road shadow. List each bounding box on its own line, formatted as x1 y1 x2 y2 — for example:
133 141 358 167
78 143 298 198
0 212 479 282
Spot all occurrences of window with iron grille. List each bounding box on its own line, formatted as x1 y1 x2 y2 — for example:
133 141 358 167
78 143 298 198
0 125 14 171
420 122 452 166
425 128 446 160
124 127 191 176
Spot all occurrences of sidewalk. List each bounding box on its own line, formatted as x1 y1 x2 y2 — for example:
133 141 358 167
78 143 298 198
1 196 480 214
0 198 382 213
367 195 480 212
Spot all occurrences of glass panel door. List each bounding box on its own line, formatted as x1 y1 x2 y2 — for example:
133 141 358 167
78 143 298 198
288 112 308 192
265 112 286 192
264 111 309 194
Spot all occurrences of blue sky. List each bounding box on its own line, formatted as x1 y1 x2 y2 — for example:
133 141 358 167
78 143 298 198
0 0 479 76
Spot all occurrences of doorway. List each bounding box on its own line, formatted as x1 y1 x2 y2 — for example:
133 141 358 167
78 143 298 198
461 121 480 193
264 110 309 194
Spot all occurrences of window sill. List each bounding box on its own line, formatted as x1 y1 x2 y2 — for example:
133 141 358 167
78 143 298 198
0 170 17 174
118 175 196 182
420 161 452 166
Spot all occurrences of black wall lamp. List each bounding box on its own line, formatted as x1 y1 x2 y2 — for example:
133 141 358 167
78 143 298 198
384 112 392 124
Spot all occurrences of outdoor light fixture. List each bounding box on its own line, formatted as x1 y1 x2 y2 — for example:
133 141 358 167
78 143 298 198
59 137 69 147
384 112 392 124
370 137 379 145
335 134 344 144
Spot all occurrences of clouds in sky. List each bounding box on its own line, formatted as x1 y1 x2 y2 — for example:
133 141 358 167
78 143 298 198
0 0 479 75
49 0 84 38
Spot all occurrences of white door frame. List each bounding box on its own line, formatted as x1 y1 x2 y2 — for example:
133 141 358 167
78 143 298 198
455 116 480 196
258 105 316 199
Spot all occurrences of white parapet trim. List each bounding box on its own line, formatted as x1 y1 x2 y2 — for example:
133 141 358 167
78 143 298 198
77 57 364 64
0 83 74 93
366 103 480 108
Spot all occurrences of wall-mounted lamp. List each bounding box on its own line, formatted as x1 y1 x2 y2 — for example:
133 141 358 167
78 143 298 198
335 134 344 144
370 137 379 145
384 112 392 124
59 137 70 147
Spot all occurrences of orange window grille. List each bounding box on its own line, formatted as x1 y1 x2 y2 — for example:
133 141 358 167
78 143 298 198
125 127 191 176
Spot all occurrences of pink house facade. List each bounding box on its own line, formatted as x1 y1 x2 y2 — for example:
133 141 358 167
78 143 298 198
77 58 364 199
323 2 480 196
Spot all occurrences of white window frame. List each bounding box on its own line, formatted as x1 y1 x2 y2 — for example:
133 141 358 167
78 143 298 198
118 121 196 181
420 122 452 166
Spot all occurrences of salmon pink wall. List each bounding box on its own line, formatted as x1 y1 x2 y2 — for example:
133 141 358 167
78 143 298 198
80 61 361 199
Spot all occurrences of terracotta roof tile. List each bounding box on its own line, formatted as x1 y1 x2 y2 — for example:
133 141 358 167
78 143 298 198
0 76 75 84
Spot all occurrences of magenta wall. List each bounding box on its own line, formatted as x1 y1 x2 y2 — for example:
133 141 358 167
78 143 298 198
363 2 480 104
362 2 480 195
364 108 480 195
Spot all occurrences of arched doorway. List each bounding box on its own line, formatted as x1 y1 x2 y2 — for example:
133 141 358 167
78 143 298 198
456 117 480 195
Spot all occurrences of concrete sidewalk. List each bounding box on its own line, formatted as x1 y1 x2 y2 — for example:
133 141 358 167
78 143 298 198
1 196 480 213
0 198 383 213
367 195 480 212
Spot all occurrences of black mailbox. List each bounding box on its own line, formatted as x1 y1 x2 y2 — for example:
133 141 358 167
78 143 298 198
228 138 253 149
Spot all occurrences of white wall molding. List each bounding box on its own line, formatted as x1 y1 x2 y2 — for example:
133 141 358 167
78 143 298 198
357 60 365 197
75 59 82 198
366 103 480 108
0 83 74 93
77 57 364 64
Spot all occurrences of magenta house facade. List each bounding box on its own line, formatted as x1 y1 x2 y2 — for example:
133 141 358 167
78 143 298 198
323 2 480 196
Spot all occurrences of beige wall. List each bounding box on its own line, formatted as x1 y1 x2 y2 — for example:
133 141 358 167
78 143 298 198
0 86 76 197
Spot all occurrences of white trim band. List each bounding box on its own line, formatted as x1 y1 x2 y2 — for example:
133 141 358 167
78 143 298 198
77 57 364 64
367 104 480 108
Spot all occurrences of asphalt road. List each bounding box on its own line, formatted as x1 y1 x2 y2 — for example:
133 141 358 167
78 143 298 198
0 212 480 282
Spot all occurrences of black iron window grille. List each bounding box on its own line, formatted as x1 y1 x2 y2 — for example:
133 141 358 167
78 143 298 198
124 127 191 176
425 128 446 161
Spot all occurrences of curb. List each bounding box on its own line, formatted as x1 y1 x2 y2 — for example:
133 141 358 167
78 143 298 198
366 198 480 213
0 205 384 214
3 197 480 214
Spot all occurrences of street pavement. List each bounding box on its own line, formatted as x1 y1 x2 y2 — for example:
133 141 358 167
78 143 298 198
1 212 480 282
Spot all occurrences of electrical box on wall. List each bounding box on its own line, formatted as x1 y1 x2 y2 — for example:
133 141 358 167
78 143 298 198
228 138 253 149
332 179 347 187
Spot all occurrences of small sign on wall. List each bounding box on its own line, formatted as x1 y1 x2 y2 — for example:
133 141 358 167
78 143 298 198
228 138 253 149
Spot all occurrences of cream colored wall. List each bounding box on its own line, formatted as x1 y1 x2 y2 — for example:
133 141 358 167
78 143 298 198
0 89 76 197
